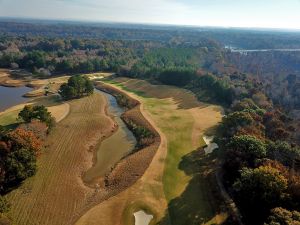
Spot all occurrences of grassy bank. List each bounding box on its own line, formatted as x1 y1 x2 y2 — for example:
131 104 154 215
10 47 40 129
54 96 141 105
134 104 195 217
7 93 115 225
76 77 226 225
0 95 69 128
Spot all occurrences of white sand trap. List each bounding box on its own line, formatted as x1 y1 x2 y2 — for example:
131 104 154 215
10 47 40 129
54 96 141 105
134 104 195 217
203 136 219 154
134 210 153 225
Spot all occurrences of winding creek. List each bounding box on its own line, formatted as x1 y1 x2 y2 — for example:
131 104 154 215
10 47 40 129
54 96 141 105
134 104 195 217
1 86 151 224
83 90 137 186
0 85 137 188
0 86 32 112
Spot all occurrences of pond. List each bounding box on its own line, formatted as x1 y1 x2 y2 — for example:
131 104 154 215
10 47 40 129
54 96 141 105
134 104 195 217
83 90 137 186
0 86 32 112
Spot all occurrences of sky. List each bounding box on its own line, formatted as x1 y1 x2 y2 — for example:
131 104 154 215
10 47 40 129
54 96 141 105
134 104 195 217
0 0 300 29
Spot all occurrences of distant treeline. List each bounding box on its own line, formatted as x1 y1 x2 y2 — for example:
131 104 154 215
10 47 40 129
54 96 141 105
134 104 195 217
1 20 300 49
1 20 300 225
1 29 300 110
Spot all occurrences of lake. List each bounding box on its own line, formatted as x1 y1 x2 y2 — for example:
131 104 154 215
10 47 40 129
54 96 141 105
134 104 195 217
0 86 32 112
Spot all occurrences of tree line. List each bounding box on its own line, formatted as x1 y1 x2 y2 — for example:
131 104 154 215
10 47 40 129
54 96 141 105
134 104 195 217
0 105 55 223
217 90 300 224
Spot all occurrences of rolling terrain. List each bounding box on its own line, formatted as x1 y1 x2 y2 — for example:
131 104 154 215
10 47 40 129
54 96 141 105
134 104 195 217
1 71 227 225
76 78 226 225
6 93 115 225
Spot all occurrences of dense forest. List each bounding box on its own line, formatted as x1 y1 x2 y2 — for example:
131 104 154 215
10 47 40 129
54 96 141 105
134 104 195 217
1 20 300 224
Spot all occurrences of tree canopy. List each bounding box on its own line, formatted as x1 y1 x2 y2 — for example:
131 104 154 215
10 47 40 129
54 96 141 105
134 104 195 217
233 166 288 222
0 128 41 193
18 105 55 130
59 75 94 100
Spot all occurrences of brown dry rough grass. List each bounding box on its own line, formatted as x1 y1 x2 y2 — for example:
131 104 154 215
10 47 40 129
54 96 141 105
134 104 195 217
6 85 160 225
0 96 70 126
7 93 115 225
0 69 28 87
76 78 226 225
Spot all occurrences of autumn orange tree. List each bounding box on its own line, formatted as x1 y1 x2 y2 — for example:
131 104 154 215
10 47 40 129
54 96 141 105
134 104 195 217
7 128 42 156
0 128 41 193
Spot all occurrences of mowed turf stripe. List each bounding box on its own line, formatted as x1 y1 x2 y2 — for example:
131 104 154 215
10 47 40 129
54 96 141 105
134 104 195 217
102 78 224 224
7 93 114 225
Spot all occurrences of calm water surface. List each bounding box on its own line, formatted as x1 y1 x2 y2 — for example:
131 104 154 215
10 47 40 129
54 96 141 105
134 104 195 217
0 86 32 112
83 90 137 186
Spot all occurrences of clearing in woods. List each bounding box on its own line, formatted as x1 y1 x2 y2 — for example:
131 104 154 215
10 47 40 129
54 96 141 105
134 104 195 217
7 93 115 225
76 78 227 225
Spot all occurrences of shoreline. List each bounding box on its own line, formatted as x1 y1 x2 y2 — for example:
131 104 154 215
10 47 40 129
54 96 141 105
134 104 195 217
70 82 162 224
81 90 120 188
74 79 168 225
76 78 227 225
73 82 162 224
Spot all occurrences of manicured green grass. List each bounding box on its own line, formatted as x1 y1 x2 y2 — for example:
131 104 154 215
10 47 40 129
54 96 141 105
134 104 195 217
105 79 146 96
0 109 19 127
103 79 226 224
104 80 198 200
144 97 196 201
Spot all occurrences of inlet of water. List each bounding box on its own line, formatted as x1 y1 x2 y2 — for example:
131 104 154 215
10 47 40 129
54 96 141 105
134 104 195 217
83 90 136 185
0 86 32 112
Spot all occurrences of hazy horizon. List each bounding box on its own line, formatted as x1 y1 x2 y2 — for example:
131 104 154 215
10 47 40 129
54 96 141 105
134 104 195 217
2 16 300 33
0 0 300 30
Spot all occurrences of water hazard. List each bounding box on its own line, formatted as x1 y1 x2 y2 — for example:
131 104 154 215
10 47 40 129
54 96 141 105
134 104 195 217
0 86 32 112
83 90 136 186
